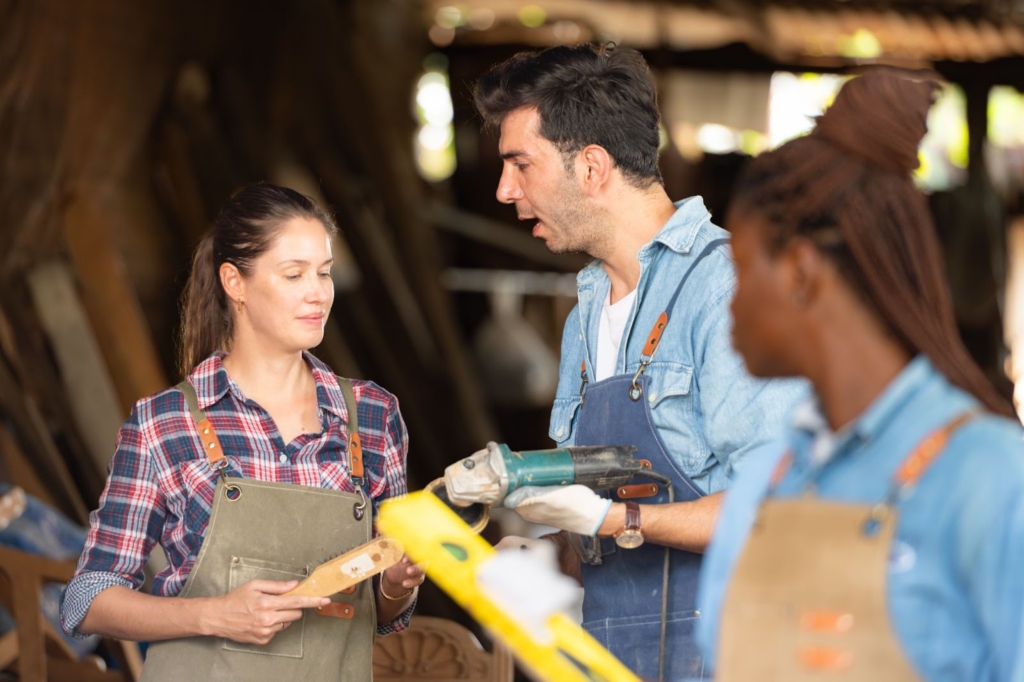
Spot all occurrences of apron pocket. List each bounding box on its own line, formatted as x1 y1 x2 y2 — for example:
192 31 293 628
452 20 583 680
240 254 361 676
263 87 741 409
222 557 308 659
583 610 705 681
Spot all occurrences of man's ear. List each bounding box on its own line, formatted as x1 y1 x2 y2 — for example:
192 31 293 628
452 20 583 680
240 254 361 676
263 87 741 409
577 144 613 197
220 262 246 306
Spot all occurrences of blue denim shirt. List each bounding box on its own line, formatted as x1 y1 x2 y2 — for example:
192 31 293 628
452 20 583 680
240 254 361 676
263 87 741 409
697 356 1024 681
549 197 807 494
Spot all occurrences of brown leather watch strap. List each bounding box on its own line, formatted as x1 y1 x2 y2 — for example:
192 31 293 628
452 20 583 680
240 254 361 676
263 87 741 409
623 501 641 532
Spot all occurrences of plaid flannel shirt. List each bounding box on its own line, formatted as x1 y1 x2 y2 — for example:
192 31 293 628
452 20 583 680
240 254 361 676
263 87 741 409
61 351 413 638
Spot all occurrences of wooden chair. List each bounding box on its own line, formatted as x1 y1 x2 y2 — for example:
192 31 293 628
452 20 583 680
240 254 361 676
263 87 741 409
373 616 513 681
0 485 141 682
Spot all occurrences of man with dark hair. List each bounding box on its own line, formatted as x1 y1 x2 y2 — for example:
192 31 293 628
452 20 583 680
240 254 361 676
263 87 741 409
474 44 805 681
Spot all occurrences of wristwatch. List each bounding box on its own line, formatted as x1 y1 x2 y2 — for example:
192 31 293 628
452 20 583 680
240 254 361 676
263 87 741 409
613 501 644 549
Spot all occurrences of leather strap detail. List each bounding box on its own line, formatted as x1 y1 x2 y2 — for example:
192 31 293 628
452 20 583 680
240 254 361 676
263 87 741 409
176 381 226 468
641 312 669 357
339 585 356 595
894 410 976 486
197 419 226 467
769 452 793 489
338 378 364 480
639 459 652 470
617 483 659 499
799 610 855 634
315 602 355 619
796 645 853 671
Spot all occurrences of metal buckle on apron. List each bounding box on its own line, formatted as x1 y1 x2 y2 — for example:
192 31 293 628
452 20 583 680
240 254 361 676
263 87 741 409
629 358 651 401
212 459 242 501
352 481 368 520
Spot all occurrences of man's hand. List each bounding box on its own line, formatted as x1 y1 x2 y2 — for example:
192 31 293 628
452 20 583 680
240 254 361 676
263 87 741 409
503 485 612 536
205 580 329 645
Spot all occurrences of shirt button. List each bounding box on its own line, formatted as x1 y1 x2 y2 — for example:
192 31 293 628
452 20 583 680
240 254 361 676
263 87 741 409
556 428 565 437
279 453 288 464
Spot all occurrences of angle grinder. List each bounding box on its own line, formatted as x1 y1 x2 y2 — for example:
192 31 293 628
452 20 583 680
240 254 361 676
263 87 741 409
427 441 644 533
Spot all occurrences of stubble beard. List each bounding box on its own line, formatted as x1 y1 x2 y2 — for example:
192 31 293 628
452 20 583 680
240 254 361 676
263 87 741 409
544 179 606 257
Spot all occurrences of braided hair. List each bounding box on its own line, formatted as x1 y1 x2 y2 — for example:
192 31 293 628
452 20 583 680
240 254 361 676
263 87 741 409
733 70 1013 417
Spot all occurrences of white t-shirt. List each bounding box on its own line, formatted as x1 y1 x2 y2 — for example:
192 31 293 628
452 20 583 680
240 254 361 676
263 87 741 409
595 289 637 381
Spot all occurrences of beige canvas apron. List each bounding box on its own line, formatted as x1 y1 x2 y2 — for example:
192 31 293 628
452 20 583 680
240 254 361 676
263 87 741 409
140 378 376 682
717 411 974 681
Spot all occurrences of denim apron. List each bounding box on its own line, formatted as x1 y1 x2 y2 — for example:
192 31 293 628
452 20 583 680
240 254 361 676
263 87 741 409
575 238 727 682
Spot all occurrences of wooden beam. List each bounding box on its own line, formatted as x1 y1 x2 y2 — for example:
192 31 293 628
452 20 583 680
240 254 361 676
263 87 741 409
62 193 168 412
0 426 58 510
27 261 125 474
0 357 89 524
427 203 588 272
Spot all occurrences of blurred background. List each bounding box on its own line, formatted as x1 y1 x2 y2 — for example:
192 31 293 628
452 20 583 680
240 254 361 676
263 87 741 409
1 0 1024 675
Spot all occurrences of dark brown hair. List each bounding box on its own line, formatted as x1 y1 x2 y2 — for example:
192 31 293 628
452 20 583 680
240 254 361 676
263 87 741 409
733 70 1013 417
474 43 662 187
178 183 338 376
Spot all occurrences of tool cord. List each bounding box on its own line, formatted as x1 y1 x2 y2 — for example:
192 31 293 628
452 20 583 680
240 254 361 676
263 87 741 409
633 470 674 682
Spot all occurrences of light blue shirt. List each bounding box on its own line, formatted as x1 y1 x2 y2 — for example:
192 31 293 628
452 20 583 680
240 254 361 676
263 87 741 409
698 355 1024 681
548 197 806 494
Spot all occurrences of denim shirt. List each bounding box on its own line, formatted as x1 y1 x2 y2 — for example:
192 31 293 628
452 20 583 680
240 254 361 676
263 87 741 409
549 197 807 494
697 356 1024 681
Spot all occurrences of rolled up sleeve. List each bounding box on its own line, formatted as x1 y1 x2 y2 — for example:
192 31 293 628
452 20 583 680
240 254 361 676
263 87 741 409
60 403 165 638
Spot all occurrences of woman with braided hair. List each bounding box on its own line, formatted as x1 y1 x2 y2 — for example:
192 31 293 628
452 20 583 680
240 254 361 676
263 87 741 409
696 71 1024 681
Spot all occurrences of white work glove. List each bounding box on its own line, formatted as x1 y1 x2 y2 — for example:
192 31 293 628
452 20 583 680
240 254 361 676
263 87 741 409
503 485 612 537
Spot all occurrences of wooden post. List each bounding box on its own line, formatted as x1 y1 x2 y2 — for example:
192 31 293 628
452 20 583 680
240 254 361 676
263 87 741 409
62 193 168 412
27 261 125 474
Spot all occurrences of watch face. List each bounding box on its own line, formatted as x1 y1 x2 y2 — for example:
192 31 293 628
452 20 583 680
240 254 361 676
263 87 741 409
615 531 644 549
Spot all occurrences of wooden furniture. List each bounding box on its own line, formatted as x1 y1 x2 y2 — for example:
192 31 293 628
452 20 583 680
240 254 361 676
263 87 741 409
0 546 142 681
373 617 513 681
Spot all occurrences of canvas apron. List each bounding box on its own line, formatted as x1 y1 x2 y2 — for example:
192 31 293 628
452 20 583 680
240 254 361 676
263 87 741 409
717 411 975 681
574 238 728 682
141 378 376 682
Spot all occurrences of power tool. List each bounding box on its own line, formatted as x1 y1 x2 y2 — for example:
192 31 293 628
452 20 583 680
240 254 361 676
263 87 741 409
428 442 646 532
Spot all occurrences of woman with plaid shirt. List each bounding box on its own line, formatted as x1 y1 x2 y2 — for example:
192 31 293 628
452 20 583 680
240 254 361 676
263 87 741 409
60 184 423 681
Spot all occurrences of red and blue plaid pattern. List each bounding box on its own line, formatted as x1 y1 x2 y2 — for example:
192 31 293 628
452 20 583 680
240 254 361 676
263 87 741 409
61 351 412 637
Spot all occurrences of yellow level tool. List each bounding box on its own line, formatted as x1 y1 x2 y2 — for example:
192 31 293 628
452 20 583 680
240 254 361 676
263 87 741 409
378 491 642 682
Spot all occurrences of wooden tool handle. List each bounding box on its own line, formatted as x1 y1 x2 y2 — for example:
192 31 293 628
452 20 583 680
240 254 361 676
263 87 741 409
286 537 404 597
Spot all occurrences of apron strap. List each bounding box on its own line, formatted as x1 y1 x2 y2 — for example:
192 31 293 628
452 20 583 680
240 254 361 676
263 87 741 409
769 408 980 497
337 377 365 482
626 238 729 400
639 237 729 364
176 380 228 472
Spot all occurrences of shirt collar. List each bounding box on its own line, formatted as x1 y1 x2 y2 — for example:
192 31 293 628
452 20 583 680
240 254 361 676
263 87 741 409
792 354 937 455
188 350 349 421
577 196 712 287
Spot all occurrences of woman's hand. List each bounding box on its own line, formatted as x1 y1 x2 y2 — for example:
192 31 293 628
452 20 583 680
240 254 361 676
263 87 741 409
203 579 329 644
380 556 426 598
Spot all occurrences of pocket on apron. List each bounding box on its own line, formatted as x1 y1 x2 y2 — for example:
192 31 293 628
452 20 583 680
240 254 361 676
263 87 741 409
583 610 705 681
222 557 308 659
